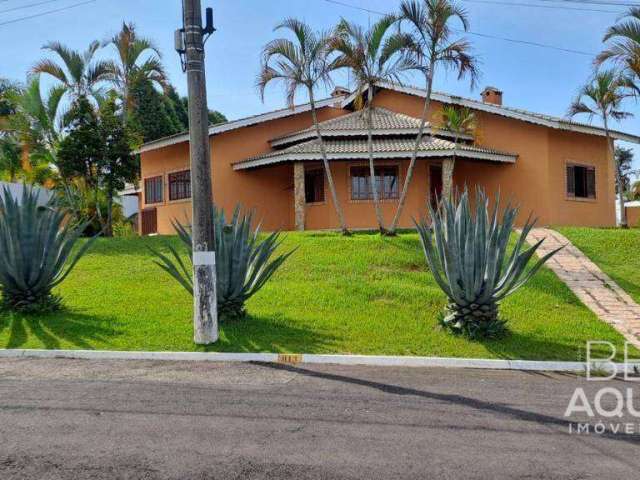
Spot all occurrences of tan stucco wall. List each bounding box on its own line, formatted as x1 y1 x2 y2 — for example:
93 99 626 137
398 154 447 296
140 88 616 234
140 105 345 233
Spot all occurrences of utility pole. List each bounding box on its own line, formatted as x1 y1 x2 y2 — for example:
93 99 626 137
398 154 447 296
179 0 217 344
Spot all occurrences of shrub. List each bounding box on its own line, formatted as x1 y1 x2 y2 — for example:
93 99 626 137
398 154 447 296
151 206 294 321
416 189 561 339
0 186 96 313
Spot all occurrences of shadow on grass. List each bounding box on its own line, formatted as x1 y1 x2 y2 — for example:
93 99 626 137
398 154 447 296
479 330 589 362
0 311 122 350
203 314 340 354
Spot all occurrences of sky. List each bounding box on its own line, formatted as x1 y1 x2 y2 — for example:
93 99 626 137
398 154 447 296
1 0 639 171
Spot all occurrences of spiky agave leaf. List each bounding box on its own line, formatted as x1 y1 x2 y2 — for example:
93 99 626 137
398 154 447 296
416 188 562 338
0 185 96 312
150 205 295 321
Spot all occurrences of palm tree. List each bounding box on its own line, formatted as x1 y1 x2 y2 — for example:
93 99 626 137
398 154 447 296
389 0 479 233
438 105 475 199
257 18 349 234
568 70 635 228
103 22 166 123
0 136 21 182
596 7 640 85
332 16 418 234
31 40 111 108
0 76 63 185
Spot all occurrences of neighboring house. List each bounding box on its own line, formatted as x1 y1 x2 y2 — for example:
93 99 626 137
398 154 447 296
624 200 640 227
119 183 141 218
137 82 640 235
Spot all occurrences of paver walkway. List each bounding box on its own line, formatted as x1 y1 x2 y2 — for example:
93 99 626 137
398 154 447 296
527 228 640 348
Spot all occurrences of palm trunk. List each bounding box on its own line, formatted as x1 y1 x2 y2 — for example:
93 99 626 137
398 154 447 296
106 188 114 237
122 81 129 126
308 87 349 235
604 116 626 228
389 64 435 233
442 135 458 200
366 86 385 233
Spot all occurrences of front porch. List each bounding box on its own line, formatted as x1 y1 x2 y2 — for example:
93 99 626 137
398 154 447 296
233 139 516 231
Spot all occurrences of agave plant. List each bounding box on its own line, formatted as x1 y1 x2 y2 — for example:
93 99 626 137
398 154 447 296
0 186 95 312
416 189 561 338
151 206 294 321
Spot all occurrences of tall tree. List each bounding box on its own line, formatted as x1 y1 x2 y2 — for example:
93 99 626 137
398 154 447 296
258 18 349 234
389 0 479 233
438 105 475 199
568 70 635 228
615 145 635 195
103 22 166 123
596 7 640 87
98 94 138 236
57 96 104 225
31 41 111 107
129 77 181 142
332 16 417 233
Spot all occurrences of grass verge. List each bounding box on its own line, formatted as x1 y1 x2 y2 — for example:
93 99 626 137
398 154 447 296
0 231 629 361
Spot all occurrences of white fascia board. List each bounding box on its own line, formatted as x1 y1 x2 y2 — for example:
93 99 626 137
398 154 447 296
137 96 343 154
233 149 516 170
348 81 640 144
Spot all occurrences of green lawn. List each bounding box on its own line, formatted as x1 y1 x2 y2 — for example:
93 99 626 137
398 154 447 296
558 227 640 304
0 232 630 361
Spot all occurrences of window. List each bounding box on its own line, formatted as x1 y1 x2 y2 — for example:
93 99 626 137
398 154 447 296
144 176 163 204
350 165 399 200
305 169 324 203
169 170 191 201
567 164 596 199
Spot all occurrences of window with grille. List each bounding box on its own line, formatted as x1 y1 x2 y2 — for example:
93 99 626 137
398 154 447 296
168 170 191 201
566 164 596 199
144 176 163 204
305 169 324 203
350 165 399 200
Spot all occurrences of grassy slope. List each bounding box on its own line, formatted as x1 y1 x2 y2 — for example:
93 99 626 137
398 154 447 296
558 227 640 304
0 232 628 361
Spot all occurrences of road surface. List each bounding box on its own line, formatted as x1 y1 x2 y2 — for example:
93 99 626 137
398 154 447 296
0 358 638 479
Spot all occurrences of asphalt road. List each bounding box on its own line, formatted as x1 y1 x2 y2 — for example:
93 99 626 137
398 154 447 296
0 358 638 479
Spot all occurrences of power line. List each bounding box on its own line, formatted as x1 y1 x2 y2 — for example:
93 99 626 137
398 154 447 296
323 0 597 56
0 0 68 15
0 0 95 27
462 0 623 13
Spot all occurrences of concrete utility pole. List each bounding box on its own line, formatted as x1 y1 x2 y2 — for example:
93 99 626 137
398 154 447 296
181 0 218 344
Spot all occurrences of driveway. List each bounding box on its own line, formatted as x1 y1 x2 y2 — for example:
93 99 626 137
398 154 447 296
0 358 638 479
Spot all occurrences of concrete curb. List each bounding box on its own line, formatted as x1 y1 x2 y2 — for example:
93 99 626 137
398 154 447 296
0 349 635 373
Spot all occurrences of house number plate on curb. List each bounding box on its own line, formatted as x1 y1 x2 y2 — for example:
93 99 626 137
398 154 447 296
278 353 302 365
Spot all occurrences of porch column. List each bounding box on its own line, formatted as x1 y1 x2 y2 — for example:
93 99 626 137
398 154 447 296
294 161 305 231
442 158 454 200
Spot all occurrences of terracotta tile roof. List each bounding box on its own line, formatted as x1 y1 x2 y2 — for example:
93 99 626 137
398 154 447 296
233 137 517 170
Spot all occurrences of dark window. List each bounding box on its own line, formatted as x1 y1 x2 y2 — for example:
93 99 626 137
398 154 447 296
169 170 191 201
144 176 163 204
350 165 399 200
567 164 596 199
305 169 324 203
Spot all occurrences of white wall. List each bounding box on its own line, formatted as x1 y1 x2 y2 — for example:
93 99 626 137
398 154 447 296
0 182 52 206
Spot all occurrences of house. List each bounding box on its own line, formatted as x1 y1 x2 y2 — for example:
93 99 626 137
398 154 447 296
624 200 640 227
137 82 640 234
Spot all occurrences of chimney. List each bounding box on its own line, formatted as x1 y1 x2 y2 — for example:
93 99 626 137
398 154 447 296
481 86 503 106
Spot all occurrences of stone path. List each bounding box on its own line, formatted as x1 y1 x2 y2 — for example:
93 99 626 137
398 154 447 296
527 228 640 347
